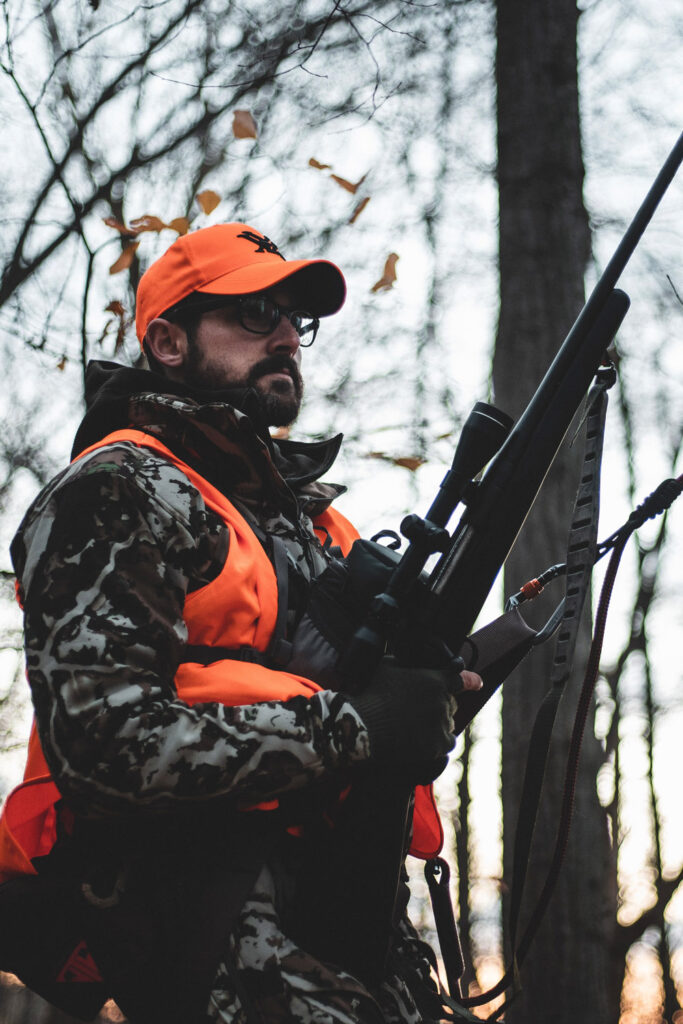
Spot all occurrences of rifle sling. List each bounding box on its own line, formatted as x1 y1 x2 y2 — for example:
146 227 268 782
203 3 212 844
508 370 613 948
462 368 613 1010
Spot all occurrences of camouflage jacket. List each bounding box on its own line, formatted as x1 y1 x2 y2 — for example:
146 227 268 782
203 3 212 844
11 363 370 820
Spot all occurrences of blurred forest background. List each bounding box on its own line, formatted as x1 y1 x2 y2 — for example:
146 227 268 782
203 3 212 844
0 1 682 1022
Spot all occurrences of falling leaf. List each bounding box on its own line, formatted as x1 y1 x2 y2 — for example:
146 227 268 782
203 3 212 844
128 215 168 234
105 300 126 317
103 216 132 235
309 158 333 171
56 355 68 371
348 196 371 224
167 216 190 236
393 456 426 472
365 451 425 472
98 301 131 352
103 301 129 353
330 172 367 195
105 213 190 236
196 190 221 215
370 253 399 293
232 110 258 139
109 241 140 274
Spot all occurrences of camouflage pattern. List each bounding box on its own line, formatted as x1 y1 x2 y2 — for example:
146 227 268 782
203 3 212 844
11 380 445 1021
11 390 367 818
205 864 441 1024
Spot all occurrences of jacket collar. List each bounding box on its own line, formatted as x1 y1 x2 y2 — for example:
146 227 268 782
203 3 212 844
72 361 345 516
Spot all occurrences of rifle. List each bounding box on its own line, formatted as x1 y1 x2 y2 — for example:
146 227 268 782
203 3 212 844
313 131 683 989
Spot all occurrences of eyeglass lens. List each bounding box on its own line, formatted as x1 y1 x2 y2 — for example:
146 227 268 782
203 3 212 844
240 297 318 345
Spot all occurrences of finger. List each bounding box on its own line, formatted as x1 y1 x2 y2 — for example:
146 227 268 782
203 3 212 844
460 670 483 691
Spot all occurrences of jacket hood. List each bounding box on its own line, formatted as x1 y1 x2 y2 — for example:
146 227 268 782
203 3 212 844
72 360 267 458
71 361 345 511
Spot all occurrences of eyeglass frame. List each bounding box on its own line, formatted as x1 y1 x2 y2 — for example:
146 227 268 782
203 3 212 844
161 293 321 347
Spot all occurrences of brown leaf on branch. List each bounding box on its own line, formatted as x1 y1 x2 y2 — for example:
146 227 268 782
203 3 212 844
196 190 221 215
128 215 168 234
105 300 126 317
330 172 367 194
232 110 258 139
56 355 68 371
309 157 333 170
104 213 187 236
370 253 399 293
109 242 140 274
167 217 190 236
98 301 131 353
348 196 371 224
366 451 425 472
103 216 132 235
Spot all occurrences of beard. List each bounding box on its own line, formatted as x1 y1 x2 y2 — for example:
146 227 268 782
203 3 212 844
184 350 304 427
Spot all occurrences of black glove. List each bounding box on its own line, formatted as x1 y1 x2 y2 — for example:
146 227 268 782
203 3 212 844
345 657 462 783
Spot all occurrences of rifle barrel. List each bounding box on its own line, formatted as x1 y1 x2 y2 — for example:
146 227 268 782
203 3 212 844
427 129 683 644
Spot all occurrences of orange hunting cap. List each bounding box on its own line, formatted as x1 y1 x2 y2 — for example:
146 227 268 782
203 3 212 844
135 222 346 343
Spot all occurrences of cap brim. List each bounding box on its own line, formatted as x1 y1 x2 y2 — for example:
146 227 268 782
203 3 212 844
196 259 346 317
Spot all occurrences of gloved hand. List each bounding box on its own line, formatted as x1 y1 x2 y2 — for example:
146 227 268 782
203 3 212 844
345 657 478 785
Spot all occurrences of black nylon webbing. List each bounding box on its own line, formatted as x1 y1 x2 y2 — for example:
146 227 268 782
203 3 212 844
463 367 614 1010
507 371 612 952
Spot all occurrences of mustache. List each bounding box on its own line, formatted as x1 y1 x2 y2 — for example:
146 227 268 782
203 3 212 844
248 354 303 391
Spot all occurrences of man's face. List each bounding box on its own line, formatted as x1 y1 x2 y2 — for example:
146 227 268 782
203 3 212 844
181 287 305 426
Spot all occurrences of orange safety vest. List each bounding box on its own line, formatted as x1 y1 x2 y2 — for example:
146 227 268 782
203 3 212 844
0 429 442 882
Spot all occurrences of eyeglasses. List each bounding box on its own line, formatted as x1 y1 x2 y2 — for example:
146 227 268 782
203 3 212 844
165 294 320 346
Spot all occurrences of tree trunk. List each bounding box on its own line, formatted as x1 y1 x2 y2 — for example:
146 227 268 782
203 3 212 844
493 1 617 1021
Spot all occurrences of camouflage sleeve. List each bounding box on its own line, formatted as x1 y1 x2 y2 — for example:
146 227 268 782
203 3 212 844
12 445 370 818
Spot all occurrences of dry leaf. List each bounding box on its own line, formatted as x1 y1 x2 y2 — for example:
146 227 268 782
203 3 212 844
392 456 425 472
103 216 131 235
109 242 140 275
56 355 68 371
309 158 333 170
128 215 168 234
196 190 221 215
232 110 258 139
97 301 130 352
370 253 399 293
103 301 129 353
348 196 371 224
365 451 425 472
330 172 367 195
105 300 126 317
167 216 190 236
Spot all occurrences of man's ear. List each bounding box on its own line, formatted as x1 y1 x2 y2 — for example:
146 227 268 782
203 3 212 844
144 319 188 373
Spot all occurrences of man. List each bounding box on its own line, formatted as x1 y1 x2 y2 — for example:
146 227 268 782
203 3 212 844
0 223 480 1023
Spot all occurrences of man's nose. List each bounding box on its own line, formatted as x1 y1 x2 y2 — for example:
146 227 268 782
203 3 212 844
267 314 300 353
